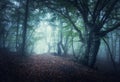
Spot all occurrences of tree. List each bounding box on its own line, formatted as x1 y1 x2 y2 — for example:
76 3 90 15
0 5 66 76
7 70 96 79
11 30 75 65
0 0 120 69
69 0 120 67
0 0 13 49
41 0 120 68
21 0 29 55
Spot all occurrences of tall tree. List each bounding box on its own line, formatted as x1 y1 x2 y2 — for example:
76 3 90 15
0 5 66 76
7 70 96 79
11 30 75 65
68 0 120 67
42 0 120 68
21 0 29 55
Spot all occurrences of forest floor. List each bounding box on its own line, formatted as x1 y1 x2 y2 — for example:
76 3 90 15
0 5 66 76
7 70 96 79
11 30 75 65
0 53 120 82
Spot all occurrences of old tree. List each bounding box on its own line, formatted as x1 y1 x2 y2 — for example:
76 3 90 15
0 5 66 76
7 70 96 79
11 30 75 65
0 0 120 68
43 0 120 68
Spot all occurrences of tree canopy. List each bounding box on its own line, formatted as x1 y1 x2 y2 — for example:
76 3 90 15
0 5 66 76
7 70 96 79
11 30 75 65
0 0 120 68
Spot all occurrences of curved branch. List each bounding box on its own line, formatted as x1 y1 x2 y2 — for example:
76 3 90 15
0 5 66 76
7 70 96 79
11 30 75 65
92 0 109 23
46 5 84 42
100 0 119 26
67 16 84 42
101 22 120 36
102 38 117 71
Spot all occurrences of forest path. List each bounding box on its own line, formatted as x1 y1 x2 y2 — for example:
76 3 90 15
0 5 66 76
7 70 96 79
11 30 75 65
0 54 119 82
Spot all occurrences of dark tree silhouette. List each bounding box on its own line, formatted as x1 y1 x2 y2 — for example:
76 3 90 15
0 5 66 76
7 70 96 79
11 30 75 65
22 0 29 56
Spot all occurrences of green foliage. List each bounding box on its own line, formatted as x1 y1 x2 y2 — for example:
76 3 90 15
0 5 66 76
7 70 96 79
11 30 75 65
0 0 120 57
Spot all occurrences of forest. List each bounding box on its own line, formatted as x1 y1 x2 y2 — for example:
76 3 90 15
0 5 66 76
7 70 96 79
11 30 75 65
0 0 120 82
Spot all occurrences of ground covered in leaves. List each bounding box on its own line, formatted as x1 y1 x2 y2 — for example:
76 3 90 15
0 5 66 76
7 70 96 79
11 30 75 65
0 53 120 82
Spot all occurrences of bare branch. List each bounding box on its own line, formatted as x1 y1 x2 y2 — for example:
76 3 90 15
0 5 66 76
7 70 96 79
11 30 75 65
101 22 120 36
65 8 84 42
46 4 84 42
68 0 89 23
100 0 119 26
92 0 109 23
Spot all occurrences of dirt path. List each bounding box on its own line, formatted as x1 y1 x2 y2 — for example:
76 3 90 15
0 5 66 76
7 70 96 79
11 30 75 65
0 54 119 82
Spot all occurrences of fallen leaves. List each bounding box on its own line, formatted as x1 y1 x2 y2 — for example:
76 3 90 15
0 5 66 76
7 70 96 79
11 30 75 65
0 54 120 82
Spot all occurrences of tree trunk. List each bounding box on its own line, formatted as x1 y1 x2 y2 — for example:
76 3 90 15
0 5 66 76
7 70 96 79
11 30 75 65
81 31 93 65
57 42 62 55
88 36 100 68
119 36 120 64
2 29 6 48
16 11 20 54
81 30 101 68
21 0 29 56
